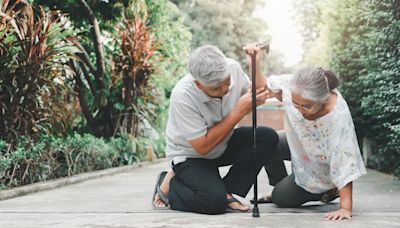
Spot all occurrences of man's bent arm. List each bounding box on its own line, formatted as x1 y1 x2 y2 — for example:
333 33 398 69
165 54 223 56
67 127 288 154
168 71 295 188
189 85 269 155
189 108 243 156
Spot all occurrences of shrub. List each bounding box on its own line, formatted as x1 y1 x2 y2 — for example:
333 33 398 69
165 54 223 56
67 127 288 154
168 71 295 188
330 0 400 176
0 1 78 143
0 133 145 190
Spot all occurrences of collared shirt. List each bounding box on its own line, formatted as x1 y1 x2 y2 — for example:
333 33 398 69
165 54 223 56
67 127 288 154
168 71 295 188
166 58 249 164
268 74 366 193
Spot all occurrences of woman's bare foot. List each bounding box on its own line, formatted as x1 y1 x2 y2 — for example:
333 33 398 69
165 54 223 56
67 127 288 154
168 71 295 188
153 170 175 208
250 192 272 204
227 194 250 211
258 193 272 203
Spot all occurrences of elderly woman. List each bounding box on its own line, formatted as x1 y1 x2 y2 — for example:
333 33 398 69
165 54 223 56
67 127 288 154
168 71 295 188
245 46 366 220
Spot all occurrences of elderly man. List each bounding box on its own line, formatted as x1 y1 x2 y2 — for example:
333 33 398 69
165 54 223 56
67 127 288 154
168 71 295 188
152 45 278 214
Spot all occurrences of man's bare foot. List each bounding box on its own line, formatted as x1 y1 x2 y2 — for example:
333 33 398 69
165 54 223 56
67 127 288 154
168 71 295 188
153 170 175 208
227 194 250 211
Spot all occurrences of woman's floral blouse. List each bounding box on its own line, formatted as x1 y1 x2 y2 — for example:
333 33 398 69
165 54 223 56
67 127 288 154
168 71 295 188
268 74 366 193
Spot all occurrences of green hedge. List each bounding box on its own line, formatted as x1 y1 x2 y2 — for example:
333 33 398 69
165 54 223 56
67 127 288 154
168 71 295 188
329 0 400 176
0 134 155 190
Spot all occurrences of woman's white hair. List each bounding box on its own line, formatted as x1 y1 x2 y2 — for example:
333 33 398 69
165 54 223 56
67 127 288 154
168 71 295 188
188 45 228 86
290 67 339 103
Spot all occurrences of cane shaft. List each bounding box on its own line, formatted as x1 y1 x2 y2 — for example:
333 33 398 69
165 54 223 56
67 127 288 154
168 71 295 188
251 52 260 218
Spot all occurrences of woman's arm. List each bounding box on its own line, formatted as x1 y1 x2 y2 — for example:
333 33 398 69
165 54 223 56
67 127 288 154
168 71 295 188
243 44 286 102
243 44 292 103
339 182 353 212
244 44 266 89
324 182 353 220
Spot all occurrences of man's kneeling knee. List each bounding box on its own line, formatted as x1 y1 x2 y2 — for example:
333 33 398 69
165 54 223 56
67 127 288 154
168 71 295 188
200 193 228 215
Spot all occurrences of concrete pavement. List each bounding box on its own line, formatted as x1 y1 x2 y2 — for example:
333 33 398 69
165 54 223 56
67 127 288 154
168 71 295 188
0 160 399 228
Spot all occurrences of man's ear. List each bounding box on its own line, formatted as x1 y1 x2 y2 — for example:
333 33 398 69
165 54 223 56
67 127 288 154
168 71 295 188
194 80 202 89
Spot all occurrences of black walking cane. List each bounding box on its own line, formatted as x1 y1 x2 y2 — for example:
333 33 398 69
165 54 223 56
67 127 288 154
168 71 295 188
249 42 269 218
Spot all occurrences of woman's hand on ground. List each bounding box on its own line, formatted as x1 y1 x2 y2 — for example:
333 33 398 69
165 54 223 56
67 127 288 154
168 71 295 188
324 208 352 220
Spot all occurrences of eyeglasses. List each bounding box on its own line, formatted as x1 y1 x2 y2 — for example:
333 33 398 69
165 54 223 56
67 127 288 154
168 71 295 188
293 102 320 112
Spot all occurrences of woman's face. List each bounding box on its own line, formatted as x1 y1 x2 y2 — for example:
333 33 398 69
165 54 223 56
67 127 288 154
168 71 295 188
291 93 322 117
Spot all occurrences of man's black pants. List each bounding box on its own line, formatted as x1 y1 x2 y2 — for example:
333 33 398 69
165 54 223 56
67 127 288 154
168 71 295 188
168 126 279 214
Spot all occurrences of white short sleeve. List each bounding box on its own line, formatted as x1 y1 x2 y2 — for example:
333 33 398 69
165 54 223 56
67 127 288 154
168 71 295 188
267 74 293 92
329 118 367 189
170 99 207 141
227 59 250 96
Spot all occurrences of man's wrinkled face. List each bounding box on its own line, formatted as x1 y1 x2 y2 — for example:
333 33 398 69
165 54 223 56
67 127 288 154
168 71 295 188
195 76 231 98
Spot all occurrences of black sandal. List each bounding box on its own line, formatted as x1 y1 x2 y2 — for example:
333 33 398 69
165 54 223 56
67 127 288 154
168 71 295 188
321 188 339 203
226 197 250 212
152 171 170 210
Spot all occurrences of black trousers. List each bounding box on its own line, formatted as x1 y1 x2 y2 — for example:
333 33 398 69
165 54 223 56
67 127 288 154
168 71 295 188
168 126 279 214
264 131 290 186
272 174 323 207
264 131 324 207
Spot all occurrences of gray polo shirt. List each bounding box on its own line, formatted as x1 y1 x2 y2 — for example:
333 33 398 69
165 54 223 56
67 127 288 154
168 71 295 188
166 58 249 164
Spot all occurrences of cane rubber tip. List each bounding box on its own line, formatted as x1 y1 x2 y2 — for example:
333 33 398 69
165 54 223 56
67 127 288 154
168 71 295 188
252 207 260 218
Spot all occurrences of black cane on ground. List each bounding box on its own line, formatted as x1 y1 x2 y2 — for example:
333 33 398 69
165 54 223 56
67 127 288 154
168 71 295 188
248 42 269 218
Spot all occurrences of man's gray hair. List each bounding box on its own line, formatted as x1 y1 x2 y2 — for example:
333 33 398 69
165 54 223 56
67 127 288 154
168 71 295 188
290 67 338 103
188 45 228 86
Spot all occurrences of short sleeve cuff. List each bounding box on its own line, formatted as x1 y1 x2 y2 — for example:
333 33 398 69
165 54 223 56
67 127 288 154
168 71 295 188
336 171 367 190
185 128 207 141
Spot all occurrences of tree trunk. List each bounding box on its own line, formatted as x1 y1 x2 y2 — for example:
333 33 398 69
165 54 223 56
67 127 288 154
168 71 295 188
77 0 105 90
